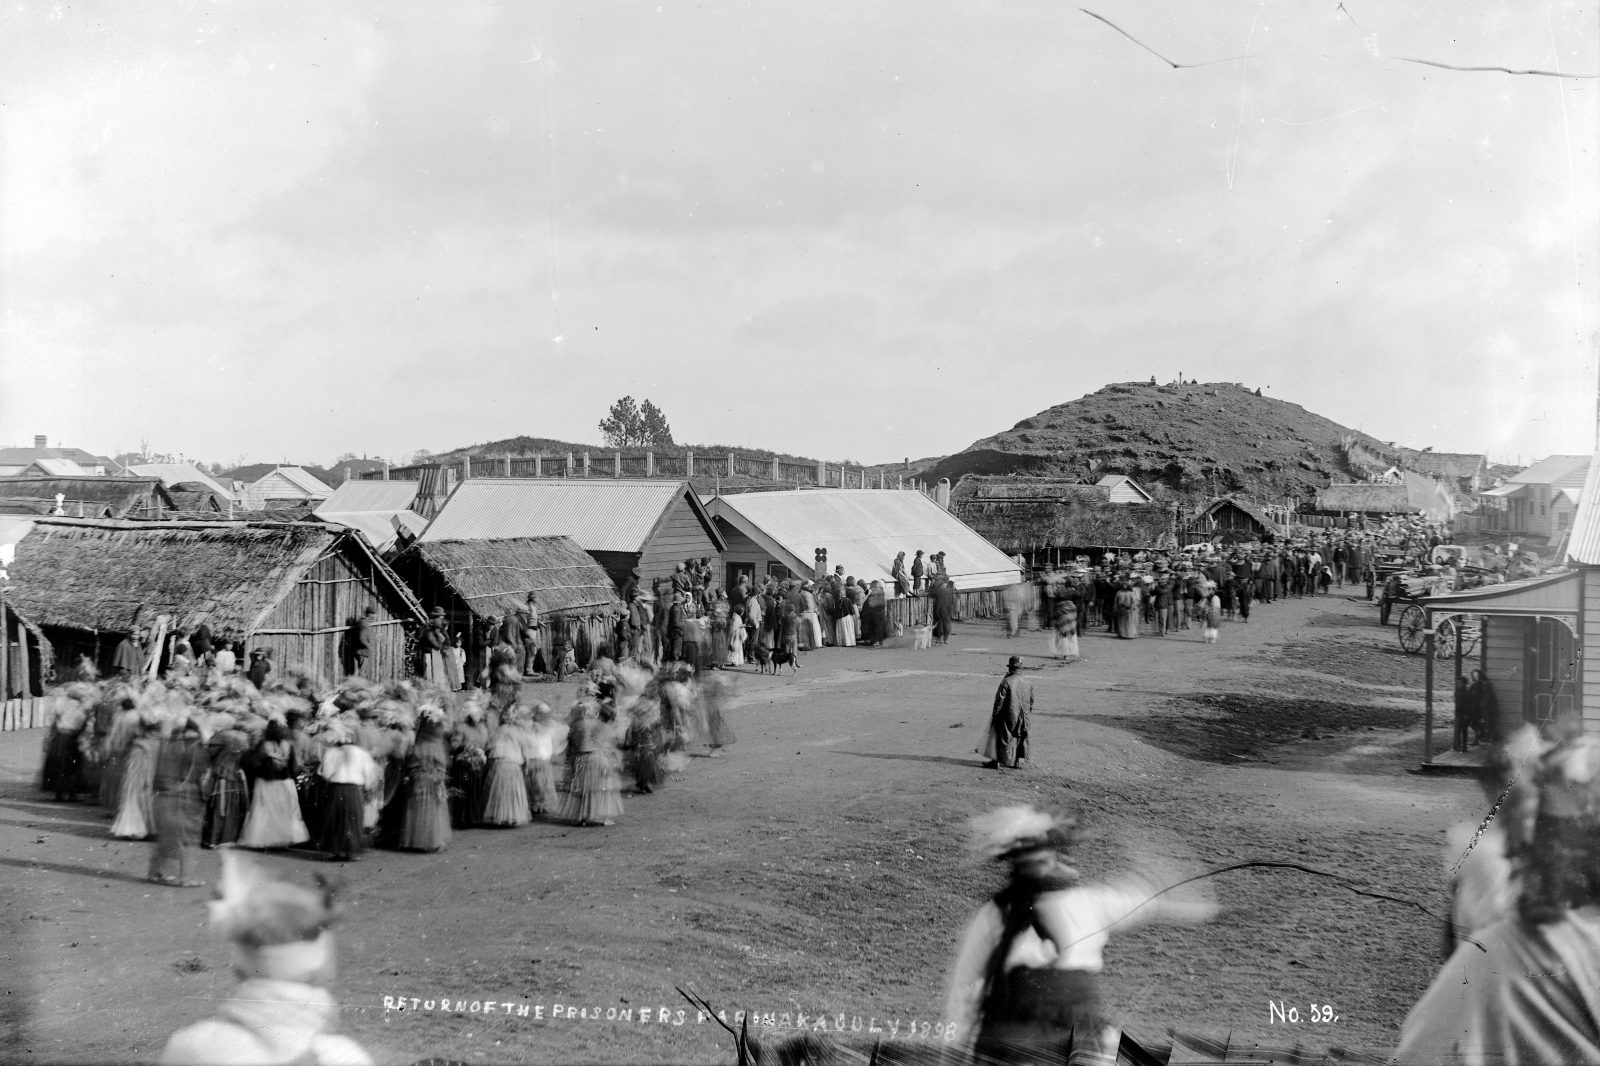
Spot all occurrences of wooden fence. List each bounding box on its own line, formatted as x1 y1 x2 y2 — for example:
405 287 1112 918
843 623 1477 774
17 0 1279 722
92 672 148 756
371 452 927 492
2 696 55 731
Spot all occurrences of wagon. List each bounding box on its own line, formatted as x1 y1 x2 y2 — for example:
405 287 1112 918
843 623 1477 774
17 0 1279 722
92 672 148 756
1386 568 1488 659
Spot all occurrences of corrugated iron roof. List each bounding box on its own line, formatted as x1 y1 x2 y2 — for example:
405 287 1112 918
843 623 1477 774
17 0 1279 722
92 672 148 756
1504 454 1590 488
127 463 236 501
418 478 703 552
706 489 1022 591
316 479 420 514
314 510 427 552
1566 452 1600 565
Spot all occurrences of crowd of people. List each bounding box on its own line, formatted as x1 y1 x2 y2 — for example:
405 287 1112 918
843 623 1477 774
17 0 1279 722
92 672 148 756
35 639 737 882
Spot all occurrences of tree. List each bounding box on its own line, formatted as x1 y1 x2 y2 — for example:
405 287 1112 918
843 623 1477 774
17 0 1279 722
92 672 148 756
599 396 674 448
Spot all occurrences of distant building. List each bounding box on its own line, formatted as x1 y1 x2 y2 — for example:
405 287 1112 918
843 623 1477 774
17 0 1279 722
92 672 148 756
415 477 725 592
242 466 334 510
0 436 119 477
1094 474 1154 504
1401 451 1488 495
1196 497 1285 545
948 476 1177 563
1313 472 1456 522
1480 455 1589 538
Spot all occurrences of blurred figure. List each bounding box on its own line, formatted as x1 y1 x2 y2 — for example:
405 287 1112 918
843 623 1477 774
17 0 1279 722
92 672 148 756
945 806 1217 1065
160 850 372 1065
1396 733 1600 1063
148 716 208 887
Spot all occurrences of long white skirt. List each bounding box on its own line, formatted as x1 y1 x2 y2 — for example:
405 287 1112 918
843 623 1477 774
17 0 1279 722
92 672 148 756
801 612 824 650
238 778 310 849
727 626 744 666
835 614 856 648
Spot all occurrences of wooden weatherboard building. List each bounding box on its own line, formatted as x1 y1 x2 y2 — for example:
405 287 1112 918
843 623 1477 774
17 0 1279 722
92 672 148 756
416 478 725 592
1420 572 1583 769
391 535 625 670
2 519 426 684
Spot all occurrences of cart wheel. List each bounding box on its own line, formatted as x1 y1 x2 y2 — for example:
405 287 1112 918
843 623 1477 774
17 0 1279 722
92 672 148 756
1398 605 1427 654
1433 619 1457 661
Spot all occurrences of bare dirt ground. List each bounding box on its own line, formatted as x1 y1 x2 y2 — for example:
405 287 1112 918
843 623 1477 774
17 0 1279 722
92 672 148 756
0 588 1481 1065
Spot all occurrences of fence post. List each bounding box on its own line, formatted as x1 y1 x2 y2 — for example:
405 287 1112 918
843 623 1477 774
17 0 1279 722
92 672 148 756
583 452 591 477
727 453 735 477
461 457 472 483
772 457 780 480
566 452 574 477
646 451 655 477
615 451 622 477
534 455 543 477
817 459 826 486
503 455 512 476
686 451 695 478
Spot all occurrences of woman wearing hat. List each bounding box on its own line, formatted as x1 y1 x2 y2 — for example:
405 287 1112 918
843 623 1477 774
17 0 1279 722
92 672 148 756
945 806 1216 1064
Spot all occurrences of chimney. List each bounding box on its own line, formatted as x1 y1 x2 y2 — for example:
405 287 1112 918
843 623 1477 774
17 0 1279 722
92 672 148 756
34 435 47 449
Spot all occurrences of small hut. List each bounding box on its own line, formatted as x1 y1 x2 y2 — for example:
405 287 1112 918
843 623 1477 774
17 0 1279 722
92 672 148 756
3 519 426 684
1197 497 1284 545
391 535 626 671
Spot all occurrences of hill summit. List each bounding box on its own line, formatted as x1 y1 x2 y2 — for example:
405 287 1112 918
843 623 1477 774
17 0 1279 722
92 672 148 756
924 380 1396 502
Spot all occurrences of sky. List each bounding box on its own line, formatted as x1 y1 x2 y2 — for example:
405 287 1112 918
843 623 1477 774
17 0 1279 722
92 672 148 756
2 1 1596 470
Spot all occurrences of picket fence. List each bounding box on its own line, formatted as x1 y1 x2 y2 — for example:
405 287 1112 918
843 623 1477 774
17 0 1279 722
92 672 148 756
2 696 56 732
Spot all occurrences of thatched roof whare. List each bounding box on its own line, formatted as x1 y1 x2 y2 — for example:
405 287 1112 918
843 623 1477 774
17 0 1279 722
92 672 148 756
950 476 1174 550
0 476 175 519
398 535 624 620
5 519 422 635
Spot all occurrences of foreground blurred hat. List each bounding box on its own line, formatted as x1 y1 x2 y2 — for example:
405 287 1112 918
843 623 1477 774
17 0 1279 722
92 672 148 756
968 805 1078 861
209 851 340 983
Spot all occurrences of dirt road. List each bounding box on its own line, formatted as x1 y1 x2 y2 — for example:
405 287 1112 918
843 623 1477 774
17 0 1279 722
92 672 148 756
0 589 1480 1063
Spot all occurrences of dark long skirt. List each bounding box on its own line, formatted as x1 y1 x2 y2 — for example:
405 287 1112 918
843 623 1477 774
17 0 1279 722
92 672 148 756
976 968 1115 1066
148 788 203 884
202 766 249 847
41 730 84 799
400 769 451 852
319 783 366 860
449 757 487 829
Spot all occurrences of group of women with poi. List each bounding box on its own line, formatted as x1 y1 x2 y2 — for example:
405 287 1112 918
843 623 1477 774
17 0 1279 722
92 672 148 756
38 641 739 872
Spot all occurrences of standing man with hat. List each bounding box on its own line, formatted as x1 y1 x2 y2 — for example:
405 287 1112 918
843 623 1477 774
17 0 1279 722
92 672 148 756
982 656 1033 769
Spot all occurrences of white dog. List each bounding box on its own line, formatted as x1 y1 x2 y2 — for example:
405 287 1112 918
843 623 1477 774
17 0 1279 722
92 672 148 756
911 623 933 650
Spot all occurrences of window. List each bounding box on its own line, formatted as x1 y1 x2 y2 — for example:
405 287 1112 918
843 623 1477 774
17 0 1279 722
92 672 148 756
1559 511 1570 529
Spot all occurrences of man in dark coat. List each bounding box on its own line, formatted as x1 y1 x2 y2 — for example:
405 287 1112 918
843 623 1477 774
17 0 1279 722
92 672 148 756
932 576 957 645
344 607 375 676
982 656 1033 769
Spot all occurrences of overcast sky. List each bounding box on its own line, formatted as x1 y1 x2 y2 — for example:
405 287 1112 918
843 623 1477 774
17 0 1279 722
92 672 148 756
2 2 1596 469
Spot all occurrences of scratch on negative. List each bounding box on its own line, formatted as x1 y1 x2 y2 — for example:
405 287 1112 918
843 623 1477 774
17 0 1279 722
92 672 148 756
1394 56 1599 80
1080 9 1254 70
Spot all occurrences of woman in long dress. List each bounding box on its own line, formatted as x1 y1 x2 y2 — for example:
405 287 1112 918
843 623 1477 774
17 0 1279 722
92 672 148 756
201 717 251 848
40 698 88 802
1050 597 1079 658
237 720 310 850
398 713 451 852
522 706 562 817
448 705 489 829
111 721 161 840
1114 581 1140 639
562 702 624 827
148 717 208 887
480 714 531 827
726 604 746 667
316 722 378 862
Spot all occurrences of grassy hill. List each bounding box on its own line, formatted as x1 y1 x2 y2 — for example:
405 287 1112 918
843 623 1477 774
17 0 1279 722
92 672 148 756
923 380 1396 503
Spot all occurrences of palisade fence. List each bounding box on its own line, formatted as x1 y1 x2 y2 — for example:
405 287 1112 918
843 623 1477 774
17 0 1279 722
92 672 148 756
370 451 927 492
